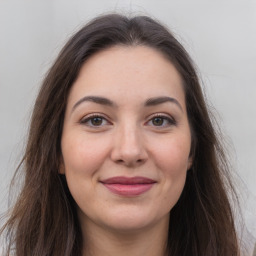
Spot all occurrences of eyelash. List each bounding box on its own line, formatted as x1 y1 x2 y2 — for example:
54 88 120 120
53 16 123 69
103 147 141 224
80 113 111 127
146 114 176 128
80 113 176 128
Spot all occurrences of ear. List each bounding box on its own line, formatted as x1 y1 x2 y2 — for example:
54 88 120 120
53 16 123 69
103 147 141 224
187 156 193 170
58 156 65 174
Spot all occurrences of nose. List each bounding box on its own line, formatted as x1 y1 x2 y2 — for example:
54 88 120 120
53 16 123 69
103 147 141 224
110 123 148 167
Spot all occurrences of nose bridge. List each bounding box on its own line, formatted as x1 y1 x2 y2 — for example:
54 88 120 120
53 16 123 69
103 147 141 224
111 119 147 165
121 122 140 149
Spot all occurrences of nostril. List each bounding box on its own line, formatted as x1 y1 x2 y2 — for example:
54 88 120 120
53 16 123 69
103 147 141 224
114 158 145 166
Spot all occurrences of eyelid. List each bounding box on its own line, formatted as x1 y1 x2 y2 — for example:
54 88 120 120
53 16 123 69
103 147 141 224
145 113 177 126
79 112 176 128
79 113 112 126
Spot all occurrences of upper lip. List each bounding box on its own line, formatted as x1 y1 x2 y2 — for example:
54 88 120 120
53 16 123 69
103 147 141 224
100 176 156 185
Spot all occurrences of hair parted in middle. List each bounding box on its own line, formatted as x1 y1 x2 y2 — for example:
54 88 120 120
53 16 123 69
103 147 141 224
1 13 239 256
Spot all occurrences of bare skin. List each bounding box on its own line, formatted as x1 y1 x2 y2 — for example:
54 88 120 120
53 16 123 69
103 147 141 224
81 213 169 256
61 46 192 256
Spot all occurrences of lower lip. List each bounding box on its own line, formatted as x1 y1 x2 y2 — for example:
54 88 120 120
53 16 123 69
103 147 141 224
102 183 154 196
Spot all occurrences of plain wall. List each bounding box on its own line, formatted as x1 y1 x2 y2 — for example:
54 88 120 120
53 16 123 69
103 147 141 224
0 0 255 252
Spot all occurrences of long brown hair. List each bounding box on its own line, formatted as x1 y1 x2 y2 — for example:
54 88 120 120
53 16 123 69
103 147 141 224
1 14 240 255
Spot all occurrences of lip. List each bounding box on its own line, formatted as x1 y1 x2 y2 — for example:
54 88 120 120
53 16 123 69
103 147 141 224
100 176 156 196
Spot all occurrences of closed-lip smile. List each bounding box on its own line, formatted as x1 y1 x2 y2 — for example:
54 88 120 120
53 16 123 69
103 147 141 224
100 176 156 196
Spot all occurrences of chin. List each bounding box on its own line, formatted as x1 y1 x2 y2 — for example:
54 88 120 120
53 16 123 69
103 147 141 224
98 208 169 233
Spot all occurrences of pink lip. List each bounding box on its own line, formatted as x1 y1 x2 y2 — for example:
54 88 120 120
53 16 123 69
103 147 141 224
100 176 156 196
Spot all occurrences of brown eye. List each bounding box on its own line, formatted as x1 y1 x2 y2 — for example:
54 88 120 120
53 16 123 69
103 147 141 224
147 115 176 128
80 115 110 127
91 117 103 126
152 117 164 126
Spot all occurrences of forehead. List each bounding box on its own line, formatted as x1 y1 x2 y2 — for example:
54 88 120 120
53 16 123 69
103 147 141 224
67 45 185 109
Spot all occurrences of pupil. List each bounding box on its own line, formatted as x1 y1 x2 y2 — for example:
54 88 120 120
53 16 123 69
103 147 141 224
92 117 102 126
153 117 163 126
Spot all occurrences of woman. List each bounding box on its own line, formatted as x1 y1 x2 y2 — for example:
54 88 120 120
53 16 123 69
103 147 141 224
1 14 240 255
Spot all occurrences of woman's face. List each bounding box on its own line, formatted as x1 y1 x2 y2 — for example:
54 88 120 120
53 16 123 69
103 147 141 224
61 46 192 233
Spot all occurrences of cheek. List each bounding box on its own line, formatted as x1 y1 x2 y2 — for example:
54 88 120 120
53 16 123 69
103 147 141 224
154 136 191 175
61 134 109 177
152 136 191 204
61 135 110 210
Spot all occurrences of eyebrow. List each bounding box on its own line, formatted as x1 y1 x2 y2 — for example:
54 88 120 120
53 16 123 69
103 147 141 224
145 96 183 111
72 96 115 112
72 95 183 112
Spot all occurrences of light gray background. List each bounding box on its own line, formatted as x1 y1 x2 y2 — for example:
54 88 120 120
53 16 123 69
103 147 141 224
0 0 255 252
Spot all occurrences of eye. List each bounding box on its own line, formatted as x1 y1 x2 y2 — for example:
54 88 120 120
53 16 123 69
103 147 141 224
80 114 110 127
146 114 176 128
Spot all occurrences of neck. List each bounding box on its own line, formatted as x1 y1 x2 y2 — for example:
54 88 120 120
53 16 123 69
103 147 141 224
81 216 169 256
